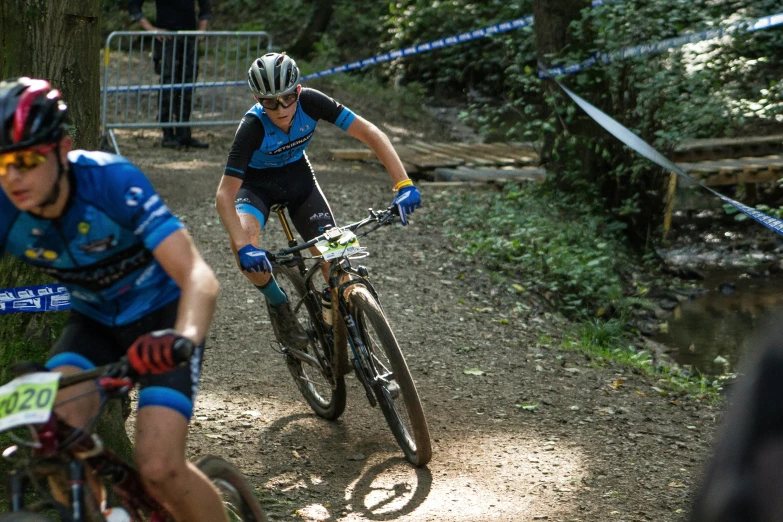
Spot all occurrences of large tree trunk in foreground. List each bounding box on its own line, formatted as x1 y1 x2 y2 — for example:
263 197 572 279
0 0 102 148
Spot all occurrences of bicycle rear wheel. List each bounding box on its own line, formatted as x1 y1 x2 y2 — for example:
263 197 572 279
350 287 432 466
196 456 267 522
275 266 347 420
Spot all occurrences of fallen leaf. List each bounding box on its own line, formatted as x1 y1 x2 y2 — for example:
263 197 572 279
463 368 486 376
610 378 625 390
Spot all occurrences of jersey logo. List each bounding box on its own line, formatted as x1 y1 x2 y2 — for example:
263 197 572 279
267 131 314 155
78 235 117 253
24 248 58 261
124 186 145 207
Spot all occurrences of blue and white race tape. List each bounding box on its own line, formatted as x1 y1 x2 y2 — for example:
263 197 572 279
541 11 783 78
558 81 783 236
300 16 535 82
0 284 70 314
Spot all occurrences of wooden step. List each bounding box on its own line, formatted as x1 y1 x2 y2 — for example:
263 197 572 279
433 166 546 183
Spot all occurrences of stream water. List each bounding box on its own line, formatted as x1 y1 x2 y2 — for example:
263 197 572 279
654 269 783 376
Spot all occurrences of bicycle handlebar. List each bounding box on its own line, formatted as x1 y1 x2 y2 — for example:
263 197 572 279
56 340 194 390
268 206 397 263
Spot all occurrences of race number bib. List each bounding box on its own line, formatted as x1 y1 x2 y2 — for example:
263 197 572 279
315 231 361 261
0 372 59 432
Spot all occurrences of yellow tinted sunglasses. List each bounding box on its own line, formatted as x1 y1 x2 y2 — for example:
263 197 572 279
0 145 55 176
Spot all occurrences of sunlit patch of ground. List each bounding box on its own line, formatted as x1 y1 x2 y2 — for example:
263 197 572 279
330 434 586 522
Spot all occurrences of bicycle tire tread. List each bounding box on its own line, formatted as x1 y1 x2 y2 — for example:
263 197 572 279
350 287 432 466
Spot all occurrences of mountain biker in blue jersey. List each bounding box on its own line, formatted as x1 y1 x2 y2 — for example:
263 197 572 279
0 77 228 522
215 52 422 349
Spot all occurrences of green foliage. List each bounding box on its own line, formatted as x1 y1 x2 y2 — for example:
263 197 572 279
213 0 389 66
441 183 640 318
562 318 722 399
389 0 783 236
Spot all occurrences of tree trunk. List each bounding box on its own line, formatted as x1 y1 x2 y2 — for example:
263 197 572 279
0 0 102 149
532 0 665 248
289 0 335 59
532 0 596 177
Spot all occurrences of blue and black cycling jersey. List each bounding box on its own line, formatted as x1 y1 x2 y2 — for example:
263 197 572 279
223 87 356 178
0 150 183 326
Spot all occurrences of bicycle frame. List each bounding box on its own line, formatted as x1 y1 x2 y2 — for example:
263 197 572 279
272 207 386 406
4 380 168 521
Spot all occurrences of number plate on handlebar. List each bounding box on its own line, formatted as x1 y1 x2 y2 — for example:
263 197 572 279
315 231 361 261
0 372 59 432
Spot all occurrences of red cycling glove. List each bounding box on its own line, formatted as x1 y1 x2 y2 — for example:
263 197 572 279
127 329 194 375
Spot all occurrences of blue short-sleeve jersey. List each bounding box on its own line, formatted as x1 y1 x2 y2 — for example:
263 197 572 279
0 150 183 326
224 88 356 177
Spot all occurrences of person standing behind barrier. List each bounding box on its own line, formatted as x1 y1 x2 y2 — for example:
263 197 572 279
129 0 211 150
214 52 421 350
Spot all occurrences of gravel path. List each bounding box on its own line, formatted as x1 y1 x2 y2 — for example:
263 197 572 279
115 112 718 521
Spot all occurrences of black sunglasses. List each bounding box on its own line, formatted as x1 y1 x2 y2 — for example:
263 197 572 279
259 92 299 111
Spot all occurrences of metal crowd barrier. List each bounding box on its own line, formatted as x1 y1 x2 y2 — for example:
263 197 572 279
100 30 273 154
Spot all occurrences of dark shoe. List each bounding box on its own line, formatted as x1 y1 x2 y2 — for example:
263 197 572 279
161 136 181 149
266 300 309 350
179 137 209 149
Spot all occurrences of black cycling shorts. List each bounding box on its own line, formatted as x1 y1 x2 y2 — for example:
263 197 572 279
45 299 202 420
234 155 336 241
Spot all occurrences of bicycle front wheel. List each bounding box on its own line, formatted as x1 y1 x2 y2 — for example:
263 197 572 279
275 265 347 420
196 456 267 522
350 287 432 466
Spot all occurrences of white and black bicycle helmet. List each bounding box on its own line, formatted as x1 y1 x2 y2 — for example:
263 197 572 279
247 53 300 98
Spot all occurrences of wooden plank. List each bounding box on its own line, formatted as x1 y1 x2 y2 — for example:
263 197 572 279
331 148 376 160
676 134 783 151
472 142 538 158
404 144 466 169
673 135 783 162
413 141 497 166
421 180 497 188
434 166 546 183
451 143 523 164
692 169 780 186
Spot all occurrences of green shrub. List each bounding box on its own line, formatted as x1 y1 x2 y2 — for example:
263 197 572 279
442 183 634 317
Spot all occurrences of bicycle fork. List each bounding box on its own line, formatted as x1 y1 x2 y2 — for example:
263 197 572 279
341 311 378 408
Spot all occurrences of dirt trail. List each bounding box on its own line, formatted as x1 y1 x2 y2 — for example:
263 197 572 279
116 112 719 521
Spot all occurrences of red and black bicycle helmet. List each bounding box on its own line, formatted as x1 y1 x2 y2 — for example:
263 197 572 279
0 77 69 154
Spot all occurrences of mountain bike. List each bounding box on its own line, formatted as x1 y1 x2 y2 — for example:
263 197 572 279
267 205 432 467
0 350 266 521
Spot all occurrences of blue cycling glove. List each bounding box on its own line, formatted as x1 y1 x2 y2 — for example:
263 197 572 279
237 244 272 273
392 185 421 226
